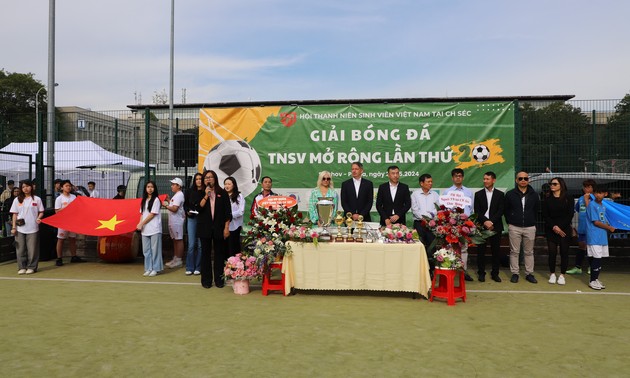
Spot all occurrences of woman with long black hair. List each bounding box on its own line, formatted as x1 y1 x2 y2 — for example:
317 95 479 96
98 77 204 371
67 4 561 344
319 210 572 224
10 180 44 275
543 177 574 285
197 170 232 288
137 180 163 277
224 176 245 257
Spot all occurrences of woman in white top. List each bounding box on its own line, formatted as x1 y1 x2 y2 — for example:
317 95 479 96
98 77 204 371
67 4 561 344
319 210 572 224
224 177 245 257
137 181 163 277
308 170 339 225
10 180 45 274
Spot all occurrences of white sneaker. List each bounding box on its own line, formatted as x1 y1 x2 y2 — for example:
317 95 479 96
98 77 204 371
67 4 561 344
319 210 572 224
18 269 26 275
596 279 605 289
557 275 565 285
164 260 174 268
143 271 151 276
185 270 193 276
548 273 556 284
589 280 602 290
148 270 157 277
168 259 182 268
25 269 35 275
193 270 201 275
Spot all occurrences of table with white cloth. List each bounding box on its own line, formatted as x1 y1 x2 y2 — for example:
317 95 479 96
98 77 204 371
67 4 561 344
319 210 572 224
282 241 431 298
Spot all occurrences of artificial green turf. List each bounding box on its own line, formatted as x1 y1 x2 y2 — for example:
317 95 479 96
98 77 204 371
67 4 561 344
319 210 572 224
1 260 629 377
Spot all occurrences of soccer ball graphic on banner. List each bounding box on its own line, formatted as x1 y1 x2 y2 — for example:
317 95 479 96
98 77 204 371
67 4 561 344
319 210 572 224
471 144 490 163
203 140 262 197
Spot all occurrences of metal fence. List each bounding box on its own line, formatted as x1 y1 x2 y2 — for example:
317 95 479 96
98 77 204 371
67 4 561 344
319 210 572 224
1 98 629 199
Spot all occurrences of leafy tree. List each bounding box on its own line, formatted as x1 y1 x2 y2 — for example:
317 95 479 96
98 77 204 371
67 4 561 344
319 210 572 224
520 102 591 173
0 69 46 146
602 94 630 162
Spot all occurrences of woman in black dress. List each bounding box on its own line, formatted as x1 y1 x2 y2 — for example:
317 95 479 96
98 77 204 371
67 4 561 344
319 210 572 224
543 177 574 285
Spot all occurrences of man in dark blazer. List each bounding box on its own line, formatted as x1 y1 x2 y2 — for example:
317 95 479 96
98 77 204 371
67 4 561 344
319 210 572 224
197 170 232 289
341 162 374 222
375 165 411 226
473 171 505 283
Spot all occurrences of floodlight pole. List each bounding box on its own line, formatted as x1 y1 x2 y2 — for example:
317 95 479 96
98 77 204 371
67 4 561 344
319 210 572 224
46 0 56 208
168 0 175 169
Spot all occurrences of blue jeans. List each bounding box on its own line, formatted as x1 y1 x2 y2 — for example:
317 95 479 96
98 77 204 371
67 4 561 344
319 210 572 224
186 217 202 271
142 233 163 272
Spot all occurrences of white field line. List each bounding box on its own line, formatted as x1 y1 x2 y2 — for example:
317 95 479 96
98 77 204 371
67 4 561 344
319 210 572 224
0 276 628 295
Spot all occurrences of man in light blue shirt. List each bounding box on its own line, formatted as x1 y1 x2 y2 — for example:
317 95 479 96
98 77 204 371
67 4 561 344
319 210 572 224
411 173 440 273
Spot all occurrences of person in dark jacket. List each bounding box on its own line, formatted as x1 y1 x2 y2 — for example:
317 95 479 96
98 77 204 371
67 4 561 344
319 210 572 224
504 171 539 284
473 171 505 283
543 177 574 285
197 170 232 289
184 173 205 276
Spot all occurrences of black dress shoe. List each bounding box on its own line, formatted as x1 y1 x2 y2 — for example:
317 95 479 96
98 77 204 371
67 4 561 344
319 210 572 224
464 272 474 282
215 283 225 288
510 274 519 283
491 274 502 283
525 274 538 284
202 283 212 289
478 273 486 282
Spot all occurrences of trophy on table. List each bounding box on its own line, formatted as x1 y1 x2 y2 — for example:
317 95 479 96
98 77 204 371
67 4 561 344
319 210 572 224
345 212 355 242
316 198 334 242
355 215 364 243
334 210 345 242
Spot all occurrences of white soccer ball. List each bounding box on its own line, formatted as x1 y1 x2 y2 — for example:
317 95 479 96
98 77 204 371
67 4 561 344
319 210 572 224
203 140 262 197
471 144 490 162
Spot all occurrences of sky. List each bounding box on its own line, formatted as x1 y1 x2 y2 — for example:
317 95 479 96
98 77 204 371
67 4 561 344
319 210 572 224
1 0 628 110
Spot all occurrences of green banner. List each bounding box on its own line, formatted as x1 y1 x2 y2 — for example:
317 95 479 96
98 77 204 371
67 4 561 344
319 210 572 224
199 101 515 210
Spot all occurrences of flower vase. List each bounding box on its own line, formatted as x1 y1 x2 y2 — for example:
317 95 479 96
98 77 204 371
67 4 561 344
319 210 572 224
233 279 250 295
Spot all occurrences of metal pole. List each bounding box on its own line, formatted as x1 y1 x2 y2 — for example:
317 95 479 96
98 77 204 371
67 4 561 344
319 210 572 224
591 110 596 172
145 108 150 182
168 0 175 169
46 0 56 208
114 119 118 154
35 86 45 144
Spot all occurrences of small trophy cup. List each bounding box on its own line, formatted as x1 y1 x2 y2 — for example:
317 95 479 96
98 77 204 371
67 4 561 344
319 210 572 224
355 215 364 243
316 199 334 242
345 212 355 242
334 211 345 242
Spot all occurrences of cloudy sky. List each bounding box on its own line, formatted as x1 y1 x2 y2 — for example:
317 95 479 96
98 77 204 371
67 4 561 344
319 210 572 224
2 0 628 110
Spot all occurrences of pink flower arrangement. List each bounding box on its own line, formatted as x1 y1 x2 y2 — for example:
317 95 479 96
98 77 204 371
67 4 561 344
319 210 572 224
379 223 419 243
223 253 261 280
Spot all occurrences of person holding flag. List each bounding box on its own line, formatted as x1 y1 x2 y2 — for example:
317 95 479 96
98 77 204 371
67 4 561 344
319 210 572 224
54 180 86 266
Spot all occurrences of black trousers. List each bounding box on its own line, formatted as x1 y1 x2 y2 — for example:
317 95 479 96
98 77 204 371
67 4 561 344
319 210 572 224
227 226 242 257
413 220 436 271
200 236 227 287
477 232 501 275
547 234 570 274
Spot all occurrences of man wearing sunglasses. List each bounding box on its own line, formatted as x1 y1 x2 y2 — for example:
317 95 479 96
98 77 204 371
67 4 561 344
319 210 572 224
504 171 539 284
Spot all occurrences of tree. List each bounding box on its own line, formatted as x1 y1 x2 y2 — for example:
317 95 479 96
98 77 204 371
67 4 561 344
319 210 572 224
520 102 591 173
0 69 46 146
600 93 630 164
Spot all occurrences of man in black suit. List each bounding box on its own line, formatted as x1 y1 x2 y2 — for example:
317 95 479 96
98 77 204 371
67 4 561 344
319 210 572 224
341 162 374 222
376 165 411 226
197 170 232 289
473 171 505 282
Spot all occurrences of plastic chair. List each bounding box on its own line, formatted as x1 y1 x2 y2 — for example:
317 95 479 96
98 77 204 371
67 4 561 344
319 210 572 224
262 261 286 296
429 268 466 306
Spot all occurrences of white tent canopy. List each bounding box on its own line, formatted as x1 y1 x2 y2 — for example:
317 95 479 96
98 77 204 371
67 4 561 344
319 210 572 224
0 141 146 198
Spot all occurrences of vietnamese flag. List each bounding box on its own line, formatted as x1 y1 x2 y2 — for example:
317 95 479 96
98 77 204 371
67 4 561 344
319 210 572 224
42 195 167 236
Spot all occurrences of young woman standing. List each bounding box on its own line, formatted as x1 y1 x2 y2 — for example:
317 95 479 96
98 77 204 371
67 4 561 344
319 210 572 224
10 180 45 274
543 177 574 285
224 177 245 257
137 181 163 277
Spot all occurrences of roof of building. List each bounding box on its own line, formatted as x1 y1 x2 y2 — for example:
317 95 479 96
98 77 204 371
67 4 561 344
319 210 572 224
127 94 575 110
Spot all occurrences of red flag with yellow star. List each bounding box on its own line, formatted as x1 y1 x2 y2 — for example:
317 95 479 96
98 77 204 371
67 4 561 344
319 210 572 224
42 195 167 236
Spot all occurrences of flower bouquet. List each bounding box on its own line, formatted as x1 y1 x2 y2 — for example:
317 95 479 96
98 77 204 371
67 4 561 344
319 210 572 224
244 205 306 248
379 223 420 243
223 253 261 281
284 225 320 246
433 247 464 270
251 237 287 272
421 205 494 252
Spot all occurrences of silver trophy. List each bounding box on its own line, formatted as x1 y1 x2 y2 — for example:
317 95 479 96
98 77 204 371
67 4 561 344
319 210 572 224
316 198 335 242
